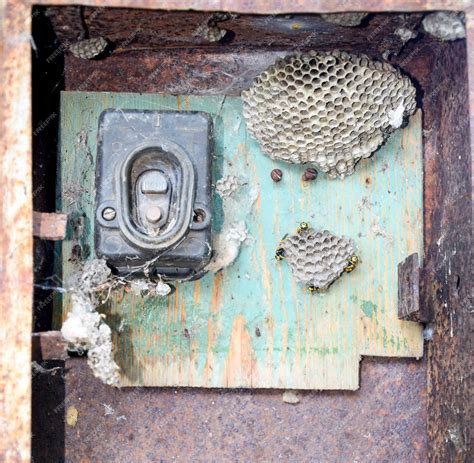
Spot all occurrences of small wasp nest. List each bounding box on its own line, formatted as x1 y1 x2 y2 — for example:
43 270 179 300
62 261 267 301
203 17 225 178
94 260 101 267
277 226 357 291
242 51 417 178
69 37 108 59
422 12 465 41
320 13 369 27
215 175 241 198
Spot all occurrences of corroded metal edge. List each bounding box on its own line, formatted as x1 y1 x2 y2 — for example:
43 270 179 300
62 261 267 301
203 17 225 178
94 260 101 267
32 331 68 362
32 0 472 14
398 253 421 322
33 212 67 240
0 1 32 462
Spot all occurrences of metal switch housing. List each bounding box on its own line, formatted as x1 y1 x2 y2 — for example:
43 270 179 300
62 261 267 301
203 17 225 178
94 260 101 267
95 109 213 280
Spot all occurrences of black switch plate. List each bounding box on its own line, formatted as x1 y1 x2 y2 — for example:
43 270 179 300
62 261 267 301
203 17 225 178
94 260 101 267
95 109 213 280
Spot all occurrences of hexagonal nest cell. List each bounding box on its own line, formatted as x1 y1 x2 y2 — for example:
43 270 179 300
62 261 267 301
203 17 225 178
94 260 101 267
242 51 417 178
278 226 357 291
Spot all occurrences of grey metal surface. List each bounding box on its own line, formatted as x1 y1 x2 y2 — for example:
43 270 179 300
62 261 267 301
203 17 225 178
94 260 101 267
32 356 427 462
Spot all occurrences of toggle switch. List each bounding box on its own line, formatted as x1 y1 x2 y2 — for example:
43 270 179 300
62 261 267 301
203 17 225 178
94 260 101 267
140 170 168 194
136 170 171 230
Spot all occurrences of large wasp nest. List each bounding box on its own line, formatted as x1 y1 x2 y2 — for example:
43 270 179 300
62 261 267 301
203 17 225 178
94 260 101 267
277 225 357 291
242 51 417 178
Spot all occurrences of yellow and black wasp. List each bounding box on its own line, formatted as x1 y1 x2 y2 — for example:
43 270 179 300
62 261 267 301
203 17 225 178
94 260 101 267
344 255 359 273
275 233 288 261
296 222 309 234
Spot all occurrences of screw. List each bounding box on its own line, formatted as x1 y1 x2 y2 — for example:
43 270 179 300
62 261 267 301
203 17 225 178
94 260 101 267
102 207 116 221
302 167 318 182
271 168 283 182
145 205 162 223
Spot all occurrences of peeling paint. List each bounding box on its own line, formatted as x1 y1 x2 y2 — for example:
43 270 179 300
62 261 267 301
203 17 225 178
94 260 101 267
361 300 377 318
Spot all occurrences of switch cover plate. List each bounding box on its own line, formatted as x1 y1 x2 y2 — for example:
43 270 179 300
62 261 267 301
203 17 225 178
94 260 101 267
95 109 212 279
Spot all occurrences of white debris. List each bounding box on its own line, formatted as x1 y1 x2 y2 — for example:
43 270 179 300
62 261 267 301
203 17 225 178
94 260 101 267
395 26 417 44
61 259 121 387
102 403 115 416
358 196 373 212
389 103 405 129
282 390 300 404
371 217 393 244
155 280 172 296
422 12 465 41
129 279 151 294
423 325 434 341
31 361 61 376
205 221 247 273
129 278 171 297
207 175 257 273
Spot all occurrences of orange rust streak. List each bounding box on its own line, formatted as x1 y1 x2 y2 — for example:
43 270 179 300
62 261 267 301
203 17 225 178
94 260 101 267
255 191 262 211
203 317 216 384
210 272 223 313
223 315 256 387
173 285 180 323
193 280 201 304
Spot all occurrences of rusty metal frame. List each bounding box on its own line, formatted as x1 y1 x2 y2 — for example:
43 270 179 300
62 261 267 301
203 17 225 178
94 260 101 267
0 1 472 462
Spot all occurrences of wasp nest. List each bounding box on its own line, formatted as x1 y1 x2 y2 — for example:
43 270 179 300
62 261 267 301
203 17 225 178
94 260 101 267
276 225 358 292
422 12 465 41
69 37 108 59
320 13 369 27
215 175 242 198
242 51 417 178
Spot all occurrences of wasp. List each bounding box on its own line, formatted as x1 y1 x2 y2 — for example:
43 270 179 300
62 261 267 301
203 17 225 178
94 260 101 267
275 234 289 261
308 285 321 294
297 222 309 234
344 255 359 273
275 247 286 261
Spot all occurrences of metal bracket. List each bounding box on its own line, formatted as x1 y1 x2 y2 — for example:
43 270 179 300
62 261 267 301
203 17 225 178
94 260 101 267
398 252 431 323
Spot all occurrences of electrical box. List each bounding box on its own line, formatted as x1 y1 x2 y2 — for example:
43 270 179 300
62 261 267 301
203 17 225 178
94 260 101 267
94 109 213 279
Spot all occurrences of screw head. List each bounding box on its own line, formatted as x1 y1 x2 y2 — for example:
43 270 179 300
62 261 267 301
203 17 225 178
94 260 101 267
145 205 162 223
271 168 283 182
102 207 116 221
302 167 318 182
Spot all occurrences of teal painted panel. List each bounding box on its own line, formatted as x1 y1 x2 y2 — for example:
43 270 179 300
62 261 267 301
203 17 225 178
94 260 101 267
57 92 423 389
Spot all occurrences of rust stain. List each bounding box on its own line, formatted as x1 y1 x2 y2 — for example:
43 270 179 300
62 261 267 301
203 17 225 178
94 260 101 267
210 272 223 313
193 280 201 304
173 285 179 323
255 191 261 211
183 96 191 109
180 296 186 326
203 317 216 384
223 315 256 387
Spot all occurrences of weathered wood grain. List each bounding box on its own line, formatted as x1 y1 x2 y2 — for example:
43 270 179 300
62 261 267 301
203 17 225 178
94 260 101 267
420 39 472 462
56 91 424 389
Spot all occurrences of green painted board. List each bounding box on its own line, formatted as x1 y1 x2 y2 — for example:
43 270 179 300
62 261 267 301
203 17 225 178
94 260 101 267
56 91 423 389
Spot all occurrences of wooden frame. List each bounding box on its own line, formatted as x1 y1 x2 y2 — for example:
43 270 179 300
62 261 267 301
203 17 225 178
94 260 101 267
0 1 472 461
